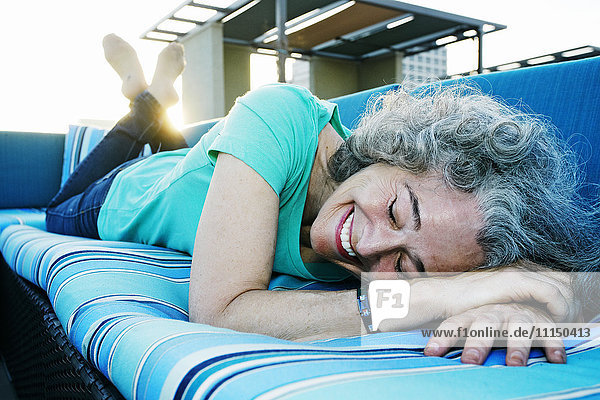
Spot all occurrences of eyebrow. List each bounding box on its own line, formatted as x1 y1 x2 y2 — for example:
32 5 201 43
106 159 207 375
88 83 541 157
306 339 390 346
403 184 424 273
405 184 421 231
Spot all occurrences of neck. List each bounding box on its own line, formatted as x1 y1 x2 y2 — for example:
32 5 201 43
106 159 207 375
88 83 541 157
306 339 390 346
302 124 343 227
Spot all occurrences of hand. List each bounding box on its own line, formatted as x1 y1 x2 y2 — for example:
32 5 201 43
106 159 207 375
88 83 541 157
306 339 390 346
375 263 580 334
429 263 580 323
423 303 567 366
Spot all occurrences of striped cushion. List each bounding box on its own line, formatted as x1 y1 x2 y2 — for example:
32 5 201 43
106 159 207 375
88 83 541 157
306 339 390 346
61 125 152 186
2 224 600 399
61 125 108 186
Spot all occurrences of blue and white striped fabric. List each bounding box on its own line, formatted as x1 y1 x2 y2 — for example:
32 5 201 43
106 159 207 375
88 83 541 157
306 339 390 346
0 208 46 232
61 125 109 186
61 125 152 186
2 224 600 400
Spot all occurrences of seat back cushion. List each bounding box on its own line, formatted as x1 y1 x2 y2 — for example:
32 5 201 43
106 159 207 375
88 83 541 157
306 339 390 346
0 131 65 208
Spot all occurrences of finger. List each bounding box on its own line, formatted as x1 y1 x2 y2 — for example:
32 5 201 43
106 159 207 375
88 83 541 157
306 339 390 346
424 314 476 357
513 268 578 322
537 319 566 364
460 317 500 365
505 325 533 367
515 276 570 322
527 272 577 322
505 311 539 366
542 340 567 364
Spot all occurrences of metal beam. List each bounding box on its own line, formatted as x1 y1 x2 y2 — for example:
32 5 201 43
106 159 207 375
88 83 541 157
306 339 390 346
155 29 184 37
171 16 203 25
141 36 173 43
358 25 467 60
446 45 600 78
311 50 359 60
477 26 483 74
275 0 288 83
252 0 349 44
188 2 229 13
357 0 506 32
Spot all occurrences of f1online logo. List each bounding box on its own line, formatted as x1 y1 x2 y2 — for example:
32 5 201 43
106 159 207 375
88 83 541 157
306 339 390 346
368 280 411 331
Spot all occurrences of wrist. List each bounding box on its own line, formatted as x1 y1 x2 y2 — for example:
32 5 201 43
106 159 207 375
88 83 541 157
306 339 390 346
372 278 442 332
410 278 446 322
357 287 378 334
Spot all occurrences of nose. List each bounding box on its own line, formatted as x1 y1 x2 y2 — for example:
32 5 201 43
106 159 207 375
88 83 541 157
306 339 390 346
354 224 400 259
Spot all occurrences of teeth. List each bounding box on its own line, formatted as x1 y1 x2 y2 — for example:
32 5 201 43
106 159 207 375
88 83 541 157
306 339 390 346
340 211 356 257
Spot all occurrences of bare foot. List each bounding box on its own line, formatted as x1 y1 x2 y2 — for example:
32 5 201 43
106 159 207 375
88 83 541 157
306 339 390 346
147 42 186 108
103 34 148 101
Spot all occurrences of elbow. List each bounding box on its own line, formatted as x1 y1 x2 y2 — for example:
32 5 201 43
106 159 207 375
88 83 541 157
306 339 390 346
189 305 227 327
188 286 239 327
189 309 210 325
188 289 262 332
188 291 246 328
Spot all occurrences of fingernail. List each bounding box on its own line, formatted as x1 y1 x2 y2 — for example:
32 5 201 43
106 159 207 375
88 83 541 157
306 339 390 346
553 350 566 363
425 342 440 355
463 349 480 364
510 351 525 366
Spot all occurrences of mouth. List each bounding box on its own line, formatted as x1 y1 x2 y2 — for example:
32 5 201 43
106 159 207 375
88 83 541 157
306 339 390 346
335 207 358 262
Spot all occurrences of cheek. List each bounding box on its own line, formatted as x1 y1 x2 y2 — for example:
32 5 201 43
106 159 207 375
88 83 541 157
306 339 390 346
309 220 336 258
427 236 485 272
309 223 327 252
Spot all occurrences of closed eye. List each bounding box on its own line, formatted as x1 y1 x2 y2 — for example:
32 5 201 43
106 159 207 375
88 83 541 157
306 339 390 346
388 197 397 225
389 198 403 273
395 255 403 273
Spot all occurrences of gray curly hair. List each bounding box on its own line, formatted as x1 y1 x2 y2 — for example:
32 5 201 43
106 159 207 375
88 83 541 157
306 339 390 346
328 84 600 280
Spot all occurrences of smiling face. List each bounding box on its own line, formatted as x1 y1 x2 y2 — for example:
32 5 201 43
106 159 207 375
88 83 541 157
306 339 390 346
310 163 486 276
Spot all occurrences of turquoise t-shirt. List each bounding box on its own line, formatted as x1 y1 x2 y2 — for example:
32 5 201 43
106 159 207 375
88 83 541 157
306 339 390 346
97 84 351 281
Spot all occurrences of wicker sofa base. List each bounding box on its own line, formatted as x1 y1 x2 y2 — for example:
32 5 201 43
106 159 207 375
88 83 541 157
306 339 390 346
0 257 124 400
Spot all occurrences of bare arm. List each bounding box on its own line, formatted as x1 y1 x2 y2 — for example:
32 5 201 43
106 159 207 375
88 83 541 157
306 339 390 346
188 153 362 340
188 153 443 340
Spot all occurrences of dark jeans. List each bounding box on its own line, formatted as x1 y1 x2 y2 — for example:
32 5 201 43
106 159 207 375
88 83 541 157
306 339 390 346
46 91 188 239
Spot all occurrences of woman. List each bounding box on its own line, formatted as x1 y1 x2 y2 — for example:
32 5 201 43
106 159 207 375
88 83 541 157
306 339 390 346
47 35 599 366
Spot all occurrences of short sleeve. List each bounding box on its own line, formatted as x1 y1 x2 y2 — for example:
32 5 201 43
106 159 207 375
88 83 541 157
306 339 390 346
207 84 326 197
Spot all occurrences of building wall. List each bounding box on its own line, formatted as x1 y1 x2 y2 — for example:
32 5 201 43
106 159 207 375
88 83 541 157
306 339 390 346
309 57 359 99
307 52 406 99
402 47 447 84
180 24 225 124
358 52 403 90
289 59 310 89
224 43 251 113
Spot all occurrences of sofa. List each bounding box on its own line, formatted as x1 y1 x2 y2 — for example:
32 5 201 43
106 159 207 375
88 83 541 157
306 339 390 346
1 56 600 400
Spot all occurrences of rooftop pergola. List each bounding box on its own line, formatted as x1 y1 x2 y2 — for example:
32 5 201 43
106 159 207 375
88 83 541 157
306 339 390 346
142 0 506 80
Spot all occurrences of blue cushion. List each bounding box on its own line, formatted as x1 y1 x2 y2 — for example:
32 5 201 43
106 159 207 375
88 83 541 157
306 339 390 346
0 131 64 208
458 57 600 201
61 125 108 186
1 224 600 400
182 119 220 147
330 57 600 201
0 208 46 234
3 57 600 399
329 84 399 130
61 125 153 186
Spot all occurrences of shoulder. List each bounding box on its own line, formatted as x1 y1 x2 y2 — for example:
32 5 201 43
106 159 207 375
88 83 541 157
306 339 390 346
236 84 322 116
241 83 316 101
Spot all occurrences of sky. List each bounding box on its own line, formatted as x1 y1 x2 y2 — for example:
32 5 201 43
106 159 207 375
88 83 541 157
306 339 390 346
1 0 599 133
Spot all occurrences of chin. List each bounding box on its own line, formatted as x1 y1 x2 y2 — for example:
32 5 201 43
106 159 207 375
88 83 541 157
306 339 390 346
321 256 363 277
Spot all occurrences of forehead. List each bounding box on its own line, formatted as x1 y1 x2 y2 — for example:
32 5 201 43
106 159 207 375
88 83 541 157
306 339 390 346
408 174 486 272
